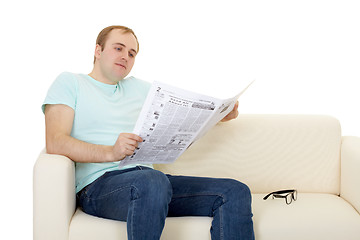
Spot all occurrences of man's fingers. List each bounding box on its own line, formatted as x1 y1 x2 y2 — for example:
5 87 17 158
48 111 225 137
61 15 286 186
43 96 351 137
121 133 143 142
111 133 143 159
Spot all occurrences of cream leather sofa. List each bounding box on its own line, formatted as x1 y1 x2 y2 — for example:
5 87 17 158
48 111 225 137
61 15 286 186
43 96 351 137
33 114 360 240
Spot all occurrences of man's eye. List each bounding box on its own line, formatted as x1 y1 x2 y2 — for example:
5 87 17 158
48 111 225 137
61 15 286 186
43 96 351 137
115 47 122 51
129 52 134 58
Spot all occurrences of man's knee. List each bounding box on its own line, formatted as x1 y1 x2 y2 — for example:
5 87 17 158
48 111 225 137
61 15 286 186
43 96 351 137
223 179 252 207
132 170 172 205
231 179 251 197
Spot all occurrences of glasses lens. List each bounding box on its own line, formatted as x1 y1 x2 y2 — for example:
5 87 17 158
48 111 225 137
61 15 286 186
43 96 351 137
286 194 292 204
292 190 297 201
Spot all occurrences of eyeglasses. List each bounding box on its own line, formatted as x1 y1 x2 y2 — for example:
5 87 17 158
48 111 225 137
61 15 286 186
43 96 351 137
263 190 297 205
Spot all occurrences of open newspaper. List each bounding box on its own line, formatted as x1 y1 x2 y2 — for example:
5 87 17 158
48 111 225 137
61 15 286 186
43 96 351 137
119 80 254 167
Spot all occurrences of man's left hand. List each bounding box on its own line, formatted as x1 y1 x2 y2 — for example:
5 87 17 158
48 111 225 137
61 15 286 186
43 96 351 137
221 101 239 122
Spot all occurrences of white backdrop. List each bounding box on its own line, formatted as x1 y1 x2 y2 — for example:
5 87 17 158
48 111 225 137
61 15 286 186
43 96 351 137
1 0 359 238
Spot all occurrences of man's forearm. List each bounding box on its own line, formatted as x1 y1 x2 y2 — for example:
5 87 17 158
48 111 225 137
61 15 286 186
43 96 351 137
46 134 115 163
44 104 142 163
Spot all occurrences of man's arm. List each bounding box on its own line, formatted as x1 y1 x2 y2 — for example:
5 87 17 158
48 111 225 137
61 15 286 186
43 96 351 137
45 104 142 163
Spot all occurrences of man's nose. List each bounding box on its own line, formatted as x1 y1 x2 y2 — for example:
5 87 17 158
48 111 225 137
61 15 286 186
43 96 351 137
121 54 128 61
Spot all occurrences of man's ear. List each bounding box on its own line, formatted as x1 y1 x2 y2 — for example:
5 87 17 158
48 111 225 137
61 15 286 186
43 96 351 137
94 44 102 61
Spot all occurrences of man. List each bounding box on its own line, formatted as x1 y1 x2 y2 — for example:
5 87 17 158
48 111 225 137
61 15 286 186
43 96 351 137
43 25 254 240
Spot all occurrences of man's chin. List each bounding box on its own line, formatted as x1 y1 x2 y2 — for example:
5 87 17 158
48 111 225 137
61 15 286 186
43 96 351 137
113 71 129 81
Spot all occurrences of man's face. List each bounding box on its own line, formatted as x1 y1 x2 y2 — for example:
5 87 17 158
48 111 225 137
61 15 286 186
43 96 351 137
95 29 138 84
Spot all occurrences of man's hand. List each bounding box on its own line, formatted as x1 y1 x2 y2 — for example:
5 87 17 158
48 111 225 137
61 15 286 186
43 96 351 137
111 133 143 161
221 101 239 122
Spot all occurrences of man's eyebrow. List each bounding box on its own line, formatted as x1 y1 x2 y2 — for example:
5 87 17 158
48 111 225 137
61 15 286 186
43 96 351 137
113 43 137 54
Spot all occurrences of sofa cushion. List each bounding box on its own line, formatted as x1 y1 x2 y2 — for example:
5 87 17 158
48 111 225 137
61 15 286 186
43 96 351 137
69 193 360 240
252 193 360 240
156 115 341 194
69 208 212 240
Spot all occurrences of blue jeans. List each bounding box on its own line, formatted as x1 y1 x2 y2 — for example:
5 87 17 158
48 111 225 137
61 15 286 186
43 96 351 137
77 166 255 240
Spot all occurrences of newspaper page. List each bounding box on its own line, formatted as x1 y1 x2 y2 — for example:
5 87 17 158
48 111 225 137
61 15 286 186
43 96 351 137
119 80 254 167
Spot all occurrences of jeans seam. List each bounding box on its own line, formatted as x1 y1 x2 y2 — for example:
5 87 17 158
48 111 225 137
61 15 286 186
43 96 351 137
219 205 224 240
171 192 225 200
129 185 140 240
84 185 132 200
130 197 135 240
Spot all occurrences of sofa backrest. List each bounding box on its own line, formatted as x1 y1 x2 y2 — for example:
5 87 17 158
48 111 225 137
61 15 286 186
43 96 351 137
155 114 341 194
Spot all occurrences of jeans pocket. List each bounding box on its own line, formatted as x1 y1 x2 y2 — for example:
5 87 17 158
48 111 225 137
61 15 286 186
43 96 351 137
81 171 112 197
81 167 140 198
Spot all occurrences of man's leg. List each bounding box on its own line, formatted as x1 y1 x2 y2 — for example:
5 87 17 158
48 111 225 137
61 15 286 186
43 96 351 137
77 166 172 240
167 175 255 240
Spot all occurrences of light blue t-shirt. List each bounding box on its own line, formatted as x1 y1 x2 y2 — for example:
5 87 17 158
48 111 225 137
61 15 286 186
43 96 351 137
42 72 152 193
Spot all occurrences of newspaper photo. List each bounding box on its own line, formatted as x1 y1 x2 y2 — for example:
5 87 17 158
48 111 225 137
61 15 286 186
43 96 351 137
119 80 254 167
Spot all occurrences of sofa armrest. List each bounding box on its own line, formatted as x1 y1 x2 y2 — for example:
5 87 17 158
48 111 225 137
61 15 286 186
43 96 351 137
33 150 76 240
341 136 360 214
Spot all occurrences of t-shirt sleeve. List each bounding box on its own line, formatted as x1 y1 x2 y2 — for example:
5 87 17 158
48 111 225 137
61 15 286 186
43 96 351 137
42 72 78 113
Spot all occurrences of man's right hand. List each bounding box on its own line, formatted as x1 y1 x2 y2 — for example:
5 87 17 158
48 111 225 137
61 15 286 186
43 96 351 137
111 133 143 161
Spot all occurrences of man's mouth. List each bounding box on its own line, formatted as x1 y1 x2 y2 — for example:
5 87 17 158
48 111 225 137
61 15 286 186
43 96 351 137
115 63 126 69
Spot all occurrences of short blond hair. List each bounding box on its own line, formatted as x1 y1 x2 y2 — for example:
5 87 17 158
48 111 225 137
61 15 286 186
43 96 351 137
93 25 139 64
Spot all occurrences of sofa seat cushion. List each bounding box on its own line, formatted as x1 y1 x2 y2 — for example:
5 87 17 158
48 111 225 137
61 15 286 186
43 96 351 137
69 193 360 240
69 209 212 240
252 193 360 240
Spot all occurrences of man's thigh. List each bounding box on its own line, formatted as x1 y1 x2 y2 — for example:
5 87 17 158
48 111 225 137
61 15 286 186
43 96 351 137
78 166 170 221
167 175 240 217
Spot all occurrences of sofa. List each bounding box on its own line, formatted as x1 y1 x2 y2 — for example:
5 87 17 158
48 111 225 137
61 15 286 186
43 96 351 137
33 114 360 240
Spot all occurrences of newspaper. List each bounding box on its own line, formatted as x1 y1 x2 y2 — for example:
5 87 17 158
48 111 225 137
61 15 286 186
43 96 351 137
119 80 254 167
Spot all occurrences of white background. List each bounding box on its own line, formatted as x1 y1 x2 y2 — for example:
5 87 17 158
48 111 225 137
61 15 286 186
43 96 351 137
1 0 359 238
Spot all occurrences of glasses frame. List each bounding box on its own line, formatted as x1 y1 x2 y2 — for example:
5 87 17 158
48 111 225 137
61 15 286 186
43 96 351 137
263 189 297 205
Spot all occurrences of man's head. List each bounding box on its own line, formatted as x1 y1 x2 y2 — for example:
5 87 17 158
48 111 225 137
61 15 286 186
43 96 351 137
91 25 139 84
94 25 139 64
